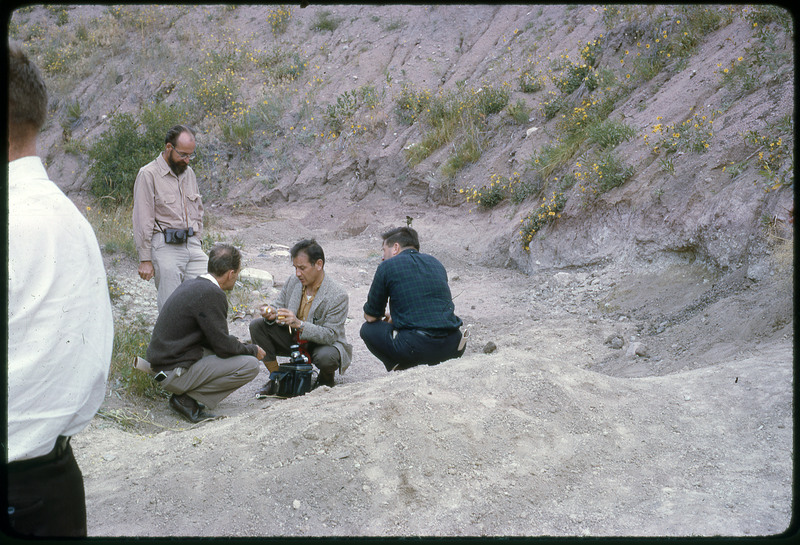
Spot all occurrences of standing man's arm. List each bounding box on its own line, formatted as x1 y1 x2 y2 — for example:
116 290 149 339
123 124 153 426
184 168 204 239
132 167 156 281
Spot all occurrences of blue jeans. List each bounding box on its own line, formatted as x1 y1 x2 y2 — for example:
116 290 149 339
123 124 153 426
360 321 462 371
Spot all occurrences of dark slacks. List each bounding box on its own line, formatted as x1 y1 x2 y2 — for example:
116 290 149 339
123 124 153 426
4 440 87 537
360 321 463 371
249 318 340 379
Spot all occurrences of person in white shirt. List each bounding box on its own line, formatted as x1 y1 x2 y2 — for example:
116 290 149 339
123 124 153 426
5 41 114 537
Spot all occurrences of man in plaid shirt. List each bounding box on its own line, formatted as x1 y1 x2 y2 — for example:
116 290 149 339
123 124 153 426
361 227 464 371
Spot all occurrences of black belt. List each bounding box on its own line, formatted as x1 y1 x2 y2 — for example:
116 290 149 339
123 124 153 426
8 436 71 471
415 329 457 339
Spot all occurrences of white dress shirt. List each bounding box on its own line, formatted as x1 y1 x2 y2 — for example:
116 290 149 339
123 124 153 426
199 273 220 290
7 156 114 462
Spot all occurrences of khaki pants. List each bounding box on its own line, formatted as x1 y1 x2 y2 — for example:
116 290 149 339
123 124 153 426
151 233 208 311
159 353 260 409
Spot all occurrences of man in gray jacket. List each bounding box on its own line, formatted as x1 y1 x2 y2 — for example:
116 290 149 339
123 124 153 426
249 239 352 395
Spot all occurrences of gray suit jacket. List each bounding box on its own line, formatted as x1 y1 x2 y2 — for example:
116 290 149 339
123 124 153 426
274 273 353 372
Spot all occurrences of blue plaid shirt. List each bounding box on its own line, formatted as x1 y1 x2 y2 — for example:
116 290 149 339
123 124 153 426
364 249 462 332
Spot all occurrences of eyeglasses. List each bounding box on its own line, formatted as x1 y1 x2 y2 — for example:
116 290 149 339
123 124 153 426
173 150 196 160
169 145 196 160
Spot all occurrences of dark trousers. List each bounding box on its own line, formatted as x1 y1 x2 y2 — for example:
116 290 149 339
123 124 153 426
4 439 87 537
360 321 463 371
249 318 340 379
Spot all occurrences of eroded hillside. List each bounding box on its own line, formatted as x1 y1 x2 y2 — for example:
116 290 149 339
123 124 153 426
10 4 793 267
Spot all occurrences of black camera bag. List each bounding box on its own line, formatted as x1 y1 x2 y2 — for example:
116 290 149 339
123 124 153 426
272 362 314 397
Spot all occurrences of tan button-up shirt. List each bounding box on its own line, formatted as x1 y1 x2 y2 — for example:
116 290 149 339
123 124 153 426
132 152 204 262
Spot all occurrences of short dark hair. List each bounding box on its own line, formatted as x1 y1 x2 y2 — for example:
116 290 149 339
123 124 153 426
8 41 48 133
291 239 325 265
165 124 196 147
382 227 420 250
208 243 241 276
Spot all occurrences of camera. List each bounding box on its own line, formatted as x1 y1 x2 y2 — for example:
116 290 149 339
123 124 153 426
289 344 309 365
164 227 194 244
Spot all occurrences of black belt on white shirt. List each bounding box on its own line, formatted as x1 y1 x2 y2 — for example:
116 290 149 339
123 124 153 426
7 436 71 471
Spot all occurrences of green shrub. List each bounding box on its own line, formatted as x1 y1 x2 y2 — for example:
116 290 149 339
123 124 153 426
743 128 793 191
646 109 716 155
260 48 306 83
519 191 567 251
85 204 137 259
592 151 635 193
88 113 149 204
267 4 293 35
587 119 637 149
529 141 580 180
519 68 545 93
507 99 531 124
462 172 541 209
474 85 510 116
88 103 186 205
109 316 164 400
310 10 342 32
550 40 602 96
441 129 483 179
221 111 256 149
401 82 508 171
394 83 430 125
325 86 382 133
542 93 568 120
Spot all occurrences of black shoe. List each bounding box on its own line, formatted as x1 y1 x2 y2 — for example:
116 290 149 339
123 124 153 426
169 393 217 423
255 379 276 398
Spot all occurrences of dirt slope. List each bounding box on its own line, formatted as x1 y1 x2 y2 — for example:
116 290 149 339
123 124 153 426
74 205 793 537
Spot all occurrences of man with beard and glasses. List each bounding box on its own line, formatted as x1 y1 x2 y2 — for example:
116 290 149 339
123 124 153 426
133 125 208 311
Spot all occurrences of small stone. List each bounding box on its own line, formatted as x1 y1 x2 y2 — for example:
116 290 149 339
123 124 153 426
604 334 624 349
239 268 274 289
626 342 648 358
483 342 498 354
553 272 572 287
293 500 301 510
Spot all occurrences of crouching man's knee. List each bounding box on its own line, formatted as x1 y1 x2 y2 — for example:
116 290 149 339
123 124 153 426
242 355 261 379
312 345 340 374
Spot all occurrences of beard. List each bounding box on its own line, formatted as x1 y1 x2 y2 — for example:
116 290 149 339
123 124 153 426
167 155 189 175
